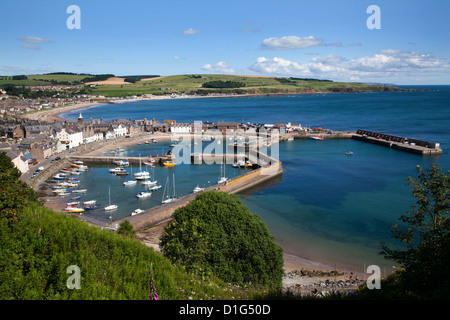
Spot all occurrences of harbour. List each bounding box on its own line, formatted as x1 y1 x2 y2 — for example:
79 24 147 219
30 88 450 273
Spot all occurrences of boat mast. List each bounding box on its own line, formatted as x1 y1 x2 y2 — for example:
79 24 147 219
173 173 176 199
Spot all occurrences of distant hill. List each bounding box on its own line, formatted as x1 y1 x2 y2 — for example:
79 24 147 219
0 73 407 97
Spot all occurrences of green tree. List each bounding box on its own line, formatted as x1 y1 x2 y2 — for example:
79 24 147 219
160 191 284 289
0 152 38 221
379 164 450 298
117 220 135 238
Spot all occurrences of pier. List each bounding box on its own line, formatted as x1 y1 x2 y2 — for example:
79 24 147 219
352 130 443 155
66 154 172 165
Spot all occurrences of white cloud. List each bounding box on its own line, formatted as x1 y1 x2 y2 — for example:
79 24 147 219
21 44 41 50
17 36 51 44
249 50 450 82
183 28 203 36
250 57 311 75
262 35 322 50
323 42 343 47
201 61 235 74
174 56 185 60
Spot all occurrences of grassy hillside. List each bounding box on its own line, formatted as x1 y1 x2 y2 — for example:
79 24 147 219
0 151 270 300
1 73 404 97
90 74 396 97
0 203 269 300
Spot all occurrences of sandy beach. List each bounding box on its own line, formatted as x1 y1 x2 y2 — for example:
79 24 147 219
24 101 103 123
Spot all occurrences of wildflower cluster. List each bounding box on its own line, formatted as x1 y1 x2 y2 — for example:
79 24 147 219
149 264 159 300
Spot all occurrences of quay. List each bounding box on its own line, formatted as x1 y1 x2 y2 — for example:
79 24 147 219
66 154 172 165
352 130 443 155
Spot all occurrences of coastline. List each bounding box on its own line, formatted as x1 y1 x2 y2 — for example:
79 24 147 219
23 101 103 122
27 96 369 292
22 91 327 123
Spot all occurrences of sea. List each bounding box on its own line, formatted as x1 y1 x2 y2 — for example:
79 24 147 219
61 86 450 273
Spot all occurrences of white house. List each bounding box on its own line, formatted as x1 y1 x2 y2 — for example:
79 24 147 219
105 130 116 140
112 124 127 137
84 132 103 144
55 127 83 149
6 150 29 173
171 123 192 134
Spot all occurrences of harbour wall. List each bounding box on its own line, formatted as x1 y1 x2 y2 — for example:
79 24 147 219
352 130 443 155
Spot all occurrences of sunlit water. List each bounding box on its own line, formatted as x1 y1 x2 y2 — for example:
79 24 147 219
61 86 450 271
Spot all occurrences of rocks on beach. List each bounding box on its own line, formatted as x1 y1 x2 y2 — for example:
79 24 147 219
282 269 364 298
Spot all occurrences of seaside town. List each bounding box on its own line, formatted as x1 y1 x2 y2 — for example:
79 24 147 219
0 94 307 177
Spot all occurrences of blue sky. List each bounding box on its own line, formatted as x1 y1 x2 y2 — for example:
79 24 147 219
1 0 449 84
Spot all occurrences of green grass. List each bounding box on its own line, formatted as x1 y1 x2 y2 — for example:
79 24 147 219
0 203 269 300
89 74 395 97
28 74 94 83
0 78 49 86
1 73 402 97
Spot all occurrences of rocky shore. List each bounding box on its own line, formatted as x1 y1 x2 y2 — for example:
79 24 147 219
282 269 365 298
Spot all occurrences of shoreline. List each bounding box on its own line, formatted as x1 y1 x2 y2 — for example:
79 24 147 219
26 94 371 289
22 91 334 123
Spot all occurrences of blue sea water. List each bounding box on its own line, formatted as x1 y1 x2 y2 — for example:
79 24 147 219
62 86 450 271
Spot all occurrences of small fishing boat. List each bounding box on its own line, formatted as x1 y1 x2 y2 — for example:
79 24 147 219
141 179 157 186
163 161 176 167
71 196 81 200
123 180 137 186
66 201 80 206
64 206 84 213
149 185 162 191
131 208 143 216
83 200 96 206
114 159 129 166
104 187 118 211
57 192 70 196
135 173 150 180
232 160 246 168
72 189 87 193
109 167 126 174
161 175 177 204
53 188 68 194
73 160 84 165
136 190 152 198
345 151 354 155
84 204 100 210
193 186 204 193
310 135 324 140
218 159 228 184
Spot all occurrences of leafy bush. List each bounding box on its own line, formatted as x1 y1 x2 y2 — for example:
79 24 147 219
160 191 284 289
201 80 246 88
379 164 450 299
